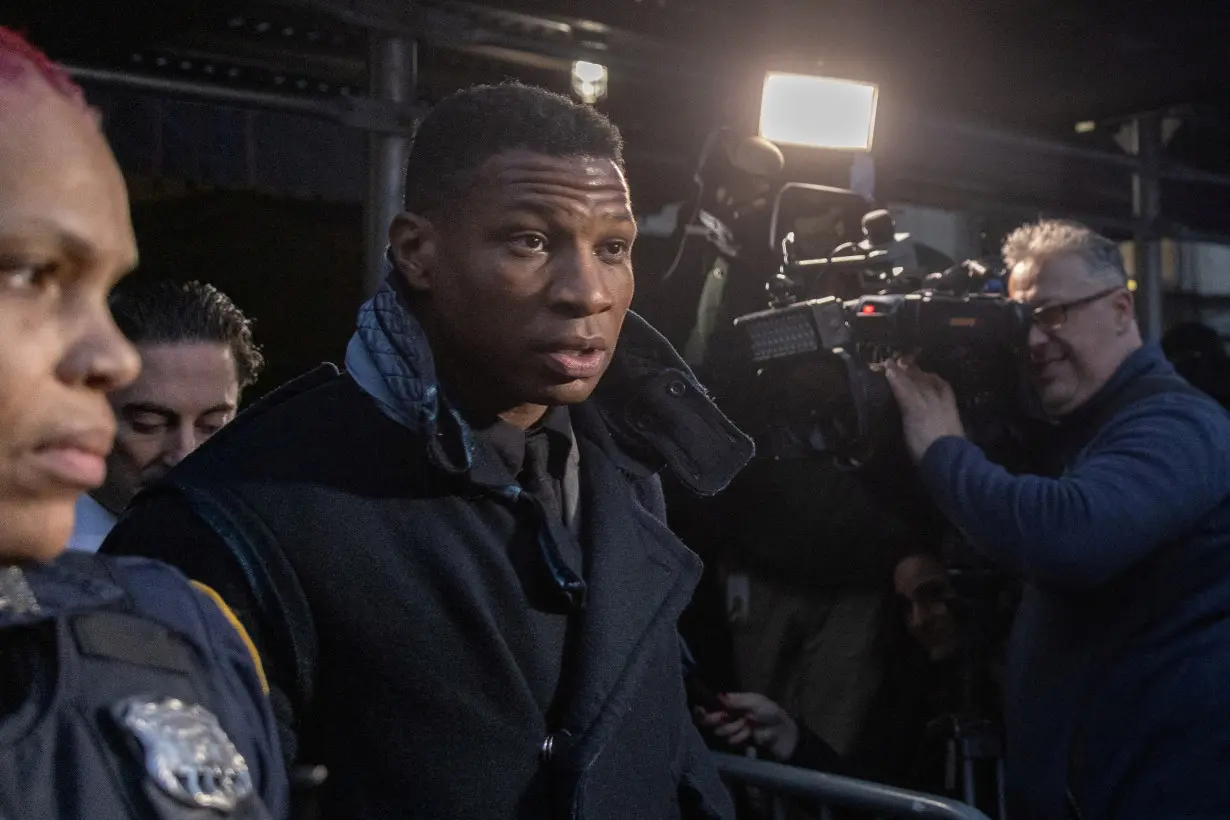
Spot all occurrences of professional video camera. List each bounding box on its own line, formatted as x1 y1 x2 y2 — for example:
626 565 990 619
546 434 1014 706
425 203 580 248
725 208 1033 463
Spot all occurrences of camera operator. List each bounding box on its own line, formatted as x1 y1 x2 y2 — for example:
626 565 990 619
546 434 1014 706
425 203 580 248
885 219 1230 820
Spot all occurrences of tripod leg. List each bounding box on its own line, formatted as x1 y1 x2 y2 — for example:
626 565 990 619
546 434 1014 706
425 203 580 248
962 738 978 808
996 757 1008 819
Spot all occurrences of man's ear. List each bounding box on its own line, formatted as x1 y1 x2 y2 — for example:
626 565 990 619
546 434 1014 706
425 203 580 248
1113 286 1137 332
389 212 437 294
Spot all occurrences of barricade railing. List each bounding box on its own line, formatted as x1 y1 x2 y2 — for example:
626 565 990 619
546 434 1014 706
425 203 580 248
713 752 993 820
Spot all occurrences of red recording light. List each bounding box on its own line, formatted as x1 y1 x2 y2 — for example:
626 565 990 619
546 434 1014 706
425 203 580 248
860 303 877 314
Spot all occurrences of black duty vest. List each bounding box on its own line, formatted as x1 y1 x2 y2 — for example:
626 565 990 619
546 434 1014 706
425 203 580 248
0 552 273 820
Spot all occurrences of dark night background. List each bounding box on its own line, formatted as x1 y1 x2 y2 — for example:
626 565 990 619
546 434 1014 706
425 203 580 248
6 0 1230 397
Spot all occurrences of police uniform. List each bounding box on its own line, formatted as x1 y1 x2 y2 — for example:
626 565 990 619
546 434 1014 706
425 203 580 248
0 551 287 820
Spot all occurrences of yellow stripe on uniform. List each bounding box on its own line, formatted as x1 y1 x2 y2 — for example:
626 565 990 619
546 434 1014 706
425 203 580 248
191 580 270 695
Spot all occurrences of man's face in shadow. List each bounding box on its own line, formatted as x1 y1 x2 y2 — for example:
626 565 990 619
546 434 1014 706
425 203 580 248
390 151 637 426
93 341 238 512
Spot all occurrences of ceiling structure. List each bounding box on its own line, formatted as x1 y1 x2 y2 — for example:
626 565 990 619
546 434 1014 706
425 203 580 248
11 0 1230 134
7 0 1230 220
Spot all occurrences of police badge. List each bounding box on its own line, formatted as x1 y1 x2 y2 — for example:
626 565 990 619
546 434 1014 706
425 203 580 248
114 696 255 813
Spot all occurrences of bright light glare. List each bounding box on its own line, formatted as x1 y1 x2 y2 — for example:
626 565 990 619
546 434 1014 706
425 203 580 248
573 61 607 83
759 73 878 151
572 61 609 104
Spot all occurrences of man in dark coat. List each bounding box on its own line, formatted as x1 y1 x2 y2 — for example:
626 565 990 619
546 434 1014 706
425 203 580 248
103 82 751 819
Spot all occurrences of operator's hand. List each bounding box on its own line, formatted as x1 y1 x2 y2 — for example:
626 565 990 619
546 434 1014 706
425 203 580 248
693 692 800 762
885 358 966 463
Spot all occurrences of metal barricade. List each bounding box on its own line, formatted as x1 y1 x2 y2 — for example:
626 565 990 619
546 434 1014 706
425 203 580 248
713 753 992 820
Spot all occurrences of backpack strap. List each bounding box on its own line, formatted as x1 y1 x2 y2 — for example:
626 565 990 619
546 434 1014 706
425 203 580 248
143 365 338 718
172 482 317 712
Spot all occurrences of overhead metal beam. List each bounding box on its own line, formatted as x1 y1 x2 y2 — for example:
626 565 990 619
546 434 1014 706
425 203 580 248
67 63 423 134
69 64 356 121
918 114 1230 189
269 0 714 85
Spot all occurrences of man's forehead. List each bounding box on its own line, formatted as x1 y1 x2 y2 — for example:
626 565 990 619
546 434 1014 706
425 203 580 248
480 151 630 200
115 343 238 409
1009 253 1093 300
135 342 237 378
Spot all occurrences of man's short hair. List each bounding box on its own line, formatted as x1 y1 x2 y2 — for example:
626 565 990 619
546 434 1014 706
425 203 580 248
109 280 265 390
403 81 625 214
1001 219 1128 285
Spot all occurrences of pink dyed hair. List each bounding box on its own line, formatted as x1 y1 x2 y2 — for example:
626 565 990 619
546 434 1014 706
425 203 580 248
0 27 86 106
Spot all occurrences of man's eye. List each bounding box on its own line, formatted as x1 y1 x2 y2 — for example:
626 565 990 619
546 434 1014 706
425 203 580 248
510 234 547 253
0 262 59 291
1033 306 1063 327
128 417 165 434
598 240 630 260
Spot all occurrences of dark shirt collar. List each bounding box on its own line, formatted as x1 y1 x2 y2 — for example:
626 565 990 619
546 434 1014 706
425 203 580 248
473 406 573 484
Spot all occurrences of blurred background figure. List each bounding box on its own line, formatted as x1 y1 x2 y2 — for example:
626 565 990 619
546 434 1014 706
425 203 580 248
67 278 263 551
1162 321 1230 411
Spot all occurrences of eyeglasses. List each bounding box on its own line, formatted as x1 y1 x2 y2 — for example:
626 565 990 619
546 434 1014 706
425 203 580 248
1030 286 1123 332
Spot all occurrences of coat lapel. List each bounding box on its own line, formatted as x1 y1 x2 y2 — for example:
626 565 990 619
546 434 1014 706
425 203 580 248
554 420 701 769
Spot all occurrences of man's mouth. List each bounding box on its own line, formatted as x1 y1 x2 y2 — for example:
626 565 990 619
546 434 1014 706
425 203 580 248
541 348 606 380
1029 352 1067 377
536 335 610 380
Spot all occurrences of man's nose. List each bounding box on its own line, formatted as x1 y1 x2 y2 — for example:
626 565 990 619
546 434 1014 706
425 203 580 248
551 246 615 317
1027 322 1052 350
163 426 203 467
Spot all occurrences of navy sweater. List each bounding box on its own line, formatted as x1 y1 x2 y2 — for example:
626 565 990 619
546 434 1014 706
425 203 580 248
918 344 1230 820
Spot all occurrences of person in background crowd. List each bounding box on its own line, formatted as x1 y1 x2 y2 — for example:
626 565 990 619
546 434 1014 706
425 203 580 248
104 82 753 819
892 548 961 662
886 219 1230 820
1161 320 1230 411
67 278 263 552
714 452 922 766
0 26 285 819
697 548 995 801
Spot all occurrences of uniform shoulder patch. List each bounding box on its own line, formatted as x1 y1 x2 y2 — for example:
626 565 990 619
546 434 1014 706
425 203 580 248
191 581 269 695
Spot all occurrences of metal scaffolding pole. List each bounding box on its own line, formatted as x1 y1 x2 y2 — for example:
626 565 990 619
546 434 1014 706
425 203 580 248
67 64 358 121
1131 114 1165 342
364 34 417 297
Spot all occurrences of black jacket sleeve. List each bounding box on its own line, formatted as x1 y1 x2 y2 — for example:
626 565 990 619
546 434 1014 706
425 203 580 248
101 497 301 767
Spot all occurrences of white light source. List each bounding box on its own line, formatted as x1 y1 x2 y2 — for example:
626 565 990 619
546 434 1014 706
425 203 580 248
572 61 608 104
759 72 879 151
